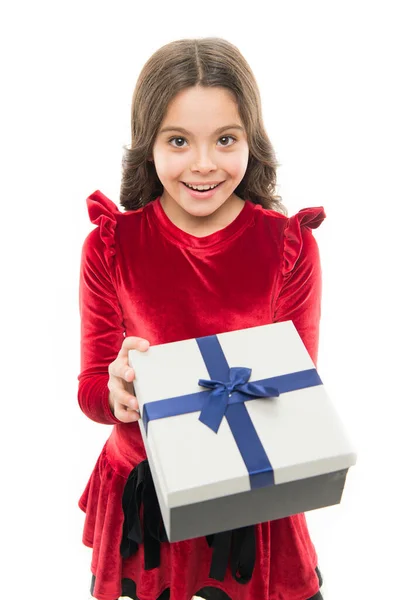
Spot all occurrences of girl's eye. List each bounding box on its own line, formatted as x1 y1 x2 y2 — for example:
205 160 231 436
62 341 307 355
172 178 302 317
168 135 237 148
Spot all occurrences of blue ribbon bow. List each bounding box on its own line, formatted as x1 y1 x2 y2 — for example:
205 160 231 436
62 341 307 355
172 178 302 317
198 366 280 433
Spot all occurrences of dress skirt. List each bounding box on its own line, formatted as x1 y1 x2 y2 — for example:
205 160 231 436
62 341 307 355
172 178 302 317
87 457 324 600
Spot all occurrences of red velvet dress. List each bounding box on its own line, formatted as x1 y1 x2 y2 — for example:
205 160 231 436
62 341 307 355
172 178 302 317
78 190 326 600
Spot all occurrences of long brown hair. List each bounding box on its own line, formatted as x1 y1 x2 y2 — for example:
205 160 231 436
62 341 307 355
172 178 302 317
120 38 287 216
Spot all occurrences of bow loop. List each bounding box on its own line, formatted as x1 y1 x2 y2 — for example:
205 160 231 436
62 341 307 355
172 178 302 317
197 378 226 390
198 365 279 433
198 367 252 395
228 366 252 389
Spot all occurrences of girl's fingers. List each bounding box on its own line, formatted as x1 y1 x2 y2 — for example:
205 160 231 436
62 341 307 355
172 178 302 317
114 404 141 423
108 380 137 408
108 359 136 382
110 337 150 380
118 337 150 360
107 336 149 422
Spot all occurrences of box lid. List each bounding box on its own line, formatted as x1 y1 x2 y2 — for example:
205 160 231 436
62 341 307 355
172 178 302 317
130 321 357 508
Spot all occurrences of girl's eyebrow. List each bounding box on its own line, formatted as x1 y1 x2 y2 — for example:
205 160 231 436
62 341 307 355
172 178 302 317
159 124 244 135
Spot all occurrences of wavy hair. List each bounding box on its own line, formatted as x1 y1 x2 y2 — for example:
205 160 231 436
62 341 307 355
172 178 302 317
120 37 287 216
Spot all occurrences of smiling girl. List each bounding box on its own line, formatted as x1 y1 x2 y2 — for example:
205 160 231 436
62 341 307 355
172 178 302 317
78 37 325 600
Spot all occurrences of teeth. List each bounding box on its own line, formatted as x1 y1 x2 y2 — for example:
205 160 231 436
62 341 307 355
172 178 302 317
185 183 219 191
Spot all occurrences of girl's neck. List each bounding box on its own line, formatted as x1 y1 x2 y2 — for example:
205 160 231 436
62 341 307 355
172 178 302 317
159 193 246 238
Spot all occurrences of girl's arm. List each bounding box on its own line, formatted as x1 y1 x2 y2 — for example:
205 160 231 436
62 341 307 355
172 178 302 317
273 211 324 368
77 226 124 425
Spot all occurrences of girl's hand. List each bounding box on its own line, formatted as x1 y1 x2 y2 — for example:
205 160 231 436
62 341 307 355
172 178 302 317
107 336 150 423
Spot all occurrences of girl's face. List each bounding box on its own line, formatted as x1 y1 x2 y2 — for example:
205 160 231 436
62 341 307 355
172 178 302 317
151 86 249 233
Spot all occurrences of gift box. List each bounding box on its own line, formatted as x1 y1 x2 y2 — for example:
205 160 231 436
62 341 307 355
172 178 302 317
129 321 357 543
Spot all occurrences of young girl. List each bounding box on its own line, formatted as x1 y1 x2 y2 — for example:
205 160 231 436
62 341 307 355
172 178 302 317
78 37 326 600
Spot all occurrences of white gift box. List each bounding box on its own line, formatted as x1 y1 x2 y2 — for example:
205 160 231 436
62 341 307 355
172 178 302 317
129 321 357 542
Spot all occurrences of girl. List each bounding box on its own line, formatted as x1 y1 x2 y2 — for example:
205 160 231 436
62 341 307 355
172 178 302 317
78 37 326 600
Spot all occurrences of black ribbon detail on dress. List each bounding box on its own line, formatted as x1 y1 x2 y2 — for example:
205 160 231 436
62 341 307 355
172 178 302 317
120 459 168 569
120 459 256 583
205 526 256 584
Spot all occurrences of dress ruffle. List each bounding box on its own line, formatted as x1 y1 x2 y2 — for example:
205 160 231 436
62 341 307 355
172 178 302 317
282 207 326 276
79 445 129 600
86 190 120 270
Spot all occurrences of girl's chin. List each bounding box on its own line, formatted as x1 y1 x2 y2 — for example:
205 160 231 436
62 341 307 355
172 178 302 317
181 201 220 215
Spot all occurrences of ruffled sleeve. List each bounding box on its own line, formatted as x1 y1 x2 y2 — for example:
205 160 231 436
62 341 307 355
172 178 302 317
77 190 124 425
281 207 325 276
86 189 120 269
273 207 326 367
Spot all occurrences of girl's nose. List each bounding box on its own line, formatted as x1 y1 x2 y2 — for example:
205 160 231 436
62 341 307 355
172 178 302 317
192 153 218 171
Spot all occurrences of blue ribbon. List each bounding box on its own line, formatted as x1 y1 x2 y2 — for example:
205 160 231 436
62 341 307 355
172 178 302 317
143 334 322 489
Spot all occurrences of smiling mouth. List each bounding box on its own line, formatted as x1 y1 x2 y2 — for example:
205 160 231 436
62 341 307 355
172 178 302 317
182 182 223 191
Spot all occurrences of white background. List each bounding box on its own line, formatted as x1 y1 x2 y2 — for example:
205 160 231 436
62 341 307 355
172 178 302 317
1 1 398 599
